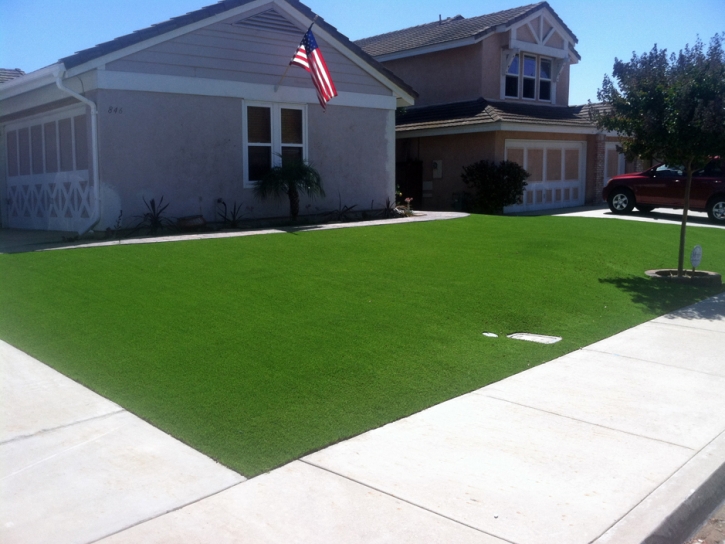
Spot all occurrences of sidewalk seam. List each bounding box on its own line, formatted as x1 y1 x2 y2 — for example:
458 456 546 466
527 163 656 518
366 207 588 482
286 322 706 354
87 479 246 544
475 394 697 452
0 408 126 446
581 347 725 378
645 320 725 336
591 428 725 543
300 459 517 544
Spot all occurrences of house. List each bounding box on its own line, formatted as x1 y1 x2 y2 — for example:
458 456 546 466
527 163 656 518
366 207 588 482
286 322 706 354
0 69 25 84
355 2 632 213
0 0 416 233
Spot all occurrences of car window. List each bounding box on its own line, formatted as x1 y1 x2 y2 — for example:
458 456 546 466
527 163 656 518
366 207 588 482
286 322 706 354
654 164 684 177
694 159 723 177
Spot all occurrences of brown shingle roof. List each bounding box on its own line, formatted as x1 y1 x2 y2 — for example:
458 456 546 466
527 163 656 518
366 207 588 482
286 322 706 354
355 2 577 58
0 68 25 83
58 0 416 98
396 98 597 132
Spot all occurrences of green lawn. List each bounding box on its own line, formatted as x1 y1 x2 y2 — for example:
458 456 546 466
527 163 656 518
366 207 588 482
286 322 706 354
1 215 722 476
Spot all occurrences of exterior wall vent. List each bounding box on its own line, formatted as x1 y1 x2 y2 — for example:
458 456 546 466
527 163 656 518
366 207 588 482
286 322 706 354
233 9 303 35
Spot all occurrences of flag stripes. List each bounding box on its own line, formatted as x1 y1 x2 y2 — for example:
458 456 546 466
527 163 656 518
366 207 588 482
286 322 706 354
290 29 337 109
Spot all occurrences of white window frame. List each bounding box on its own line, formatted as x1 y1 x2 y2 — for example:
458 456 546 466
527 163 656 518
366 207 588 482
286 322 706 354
500 53 555 104
4 105 87 178
242 100 308 189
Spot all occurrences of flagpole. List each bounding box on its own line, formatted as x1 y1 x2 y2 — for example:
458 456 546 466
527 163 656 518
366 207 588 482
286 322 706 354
274 16 318 92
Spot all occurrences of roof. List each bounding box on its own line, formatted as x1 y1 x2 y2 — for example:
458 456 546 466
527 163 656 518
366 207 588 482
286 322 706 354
0 68 25 83
55 0 415 98
355 2 577 59
396 98 598 133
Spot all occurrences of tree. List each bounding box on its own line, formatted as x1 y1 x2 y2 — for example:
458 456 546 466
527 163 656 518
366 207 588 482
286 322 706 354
460 160 529 215
253 157 325 221
595 34 725 276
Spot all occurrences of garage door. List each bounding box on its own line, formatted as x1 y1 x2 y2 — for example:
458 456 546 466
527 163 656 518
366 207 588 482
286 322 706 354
4 106 93 231
504 140 586 213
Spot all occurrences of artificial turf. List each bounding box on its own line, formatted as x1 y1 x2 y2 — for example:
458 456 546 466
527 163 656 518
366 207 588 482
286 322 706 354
0 214 722 476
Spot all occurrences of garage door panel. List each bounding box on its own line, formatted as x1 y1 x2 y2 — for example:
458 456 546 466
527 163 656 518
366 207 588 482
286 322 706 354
505 140 585 213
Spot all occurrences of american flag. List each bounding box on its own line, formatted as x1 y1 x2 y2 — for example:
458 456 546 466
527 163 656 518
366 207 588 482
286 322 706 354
290 29 337 110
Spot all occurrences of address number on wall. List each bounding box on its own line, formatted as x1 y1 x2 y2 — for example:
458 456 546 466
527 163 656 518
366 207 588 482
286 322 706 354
107 107 123 114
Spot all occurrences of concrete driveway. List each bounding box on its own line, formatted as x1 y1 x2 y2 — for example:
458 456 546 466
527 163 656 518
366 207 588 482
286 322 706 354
551 205 725 230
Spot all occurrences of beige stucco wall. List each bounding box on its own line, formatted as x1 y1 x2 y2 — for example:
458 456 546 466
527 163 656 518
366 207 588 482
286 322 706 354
480 33 509 100
95 89 393 228
397 131 497 210
397 129 603 211
383 44 483 107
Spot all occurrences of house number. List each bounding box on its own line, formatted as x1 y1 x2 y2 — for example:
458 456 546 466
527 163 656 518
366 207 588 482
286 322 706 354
107 106 123 114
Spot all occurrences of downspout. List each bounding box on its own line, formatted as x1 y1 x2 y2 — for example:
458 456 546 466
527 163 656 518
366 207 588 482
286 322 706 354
55 67 101 235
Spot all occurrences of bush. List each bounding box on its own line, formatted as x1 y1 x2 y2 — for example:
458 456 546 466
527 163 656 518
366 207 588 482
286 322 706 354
461 160 529 215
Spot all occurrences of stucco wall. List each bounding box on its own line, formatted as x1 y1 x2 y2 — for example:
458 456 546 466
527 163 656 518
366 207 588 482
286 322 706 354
396 129 601 212
396 132 497 210
106 6 390 97
480 33 509 100
95 89 393 229
383 44 483 107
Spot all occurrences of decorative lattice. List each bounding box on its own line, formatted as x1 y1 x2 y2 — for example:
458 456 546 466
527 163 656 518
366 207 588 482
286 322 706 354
7 174 93 230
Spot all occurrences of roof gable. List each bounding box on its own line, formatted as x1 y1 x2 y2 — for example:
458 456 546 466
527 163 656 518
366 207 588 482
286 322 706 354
52 0 415 101
355 2 577 60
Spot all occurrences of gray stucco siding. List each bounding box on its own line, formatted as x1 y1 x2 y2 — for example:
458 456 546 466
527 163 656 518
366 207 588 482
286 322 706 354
106 21 390 97
94 89 394 229
307 105 394 211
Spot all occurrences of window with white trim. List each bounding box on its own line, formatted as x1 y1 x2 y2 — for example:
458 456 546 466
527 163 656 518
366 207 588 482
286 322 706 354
243 102 306 188
504 53 553 102
5 113 88 177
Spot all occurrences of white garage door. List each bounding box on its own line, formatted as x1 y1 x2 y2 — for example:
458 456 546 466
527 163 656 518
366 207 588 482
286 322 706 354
4 106 93 231
504 139 586 213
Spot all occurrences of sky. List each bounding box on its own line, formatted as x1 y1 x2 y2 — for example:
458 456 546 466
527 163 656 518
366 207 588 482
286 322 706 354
1 0 723 105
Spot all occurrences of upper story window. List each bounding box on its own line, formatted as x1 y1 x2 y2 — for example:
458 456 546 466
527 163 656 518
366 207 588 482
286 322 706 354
504 54 553 102
243 102 306 188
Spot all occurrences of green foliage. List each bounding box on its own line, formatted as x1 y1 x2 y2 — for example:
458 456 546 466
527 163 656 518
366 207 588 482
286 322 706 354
596 34 725 166
595 34 725 274
2 216 722 476
460 160 529 215
217 199 246 228
253 157 325 221
132 196 173 235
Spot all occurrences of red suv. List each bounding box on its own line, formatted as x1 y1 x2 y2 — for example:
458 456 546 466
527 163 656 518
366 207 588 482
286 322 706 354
602 159 725 224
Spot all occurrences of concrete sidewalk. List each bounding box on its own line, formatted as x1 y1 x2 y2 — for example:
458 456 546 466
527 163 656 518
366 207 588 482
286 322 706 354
2 296 724 543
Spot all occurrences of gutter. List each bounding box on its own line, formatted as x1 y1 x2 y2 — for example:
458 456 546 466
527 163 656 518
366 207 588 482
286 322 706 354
54 67 101 235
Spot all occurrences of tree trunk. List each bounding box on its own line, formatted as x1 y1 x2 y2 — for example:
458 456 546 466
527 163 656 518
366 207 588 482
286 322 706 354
288 184 300 221
677 160 694 277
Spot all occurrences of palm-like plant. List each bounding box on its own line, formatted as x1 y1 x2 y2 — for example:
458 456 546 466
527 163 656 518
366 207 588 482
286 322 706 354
253 157 325 221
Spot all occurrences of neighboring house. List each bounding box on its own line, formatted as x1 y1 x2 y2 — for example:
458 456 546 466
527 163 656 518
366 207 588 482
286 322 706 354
0 0 415 233
356 2 631 213
0 69 25 84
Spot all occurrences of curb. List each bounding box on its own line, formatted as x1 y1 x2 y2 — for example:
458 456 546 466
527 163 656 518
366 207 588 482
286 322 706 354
595 430 725 543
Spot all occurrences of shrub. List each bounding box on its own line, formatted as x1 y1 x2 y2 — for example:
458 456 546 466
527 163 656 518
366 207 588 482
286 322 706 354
461 160 529 215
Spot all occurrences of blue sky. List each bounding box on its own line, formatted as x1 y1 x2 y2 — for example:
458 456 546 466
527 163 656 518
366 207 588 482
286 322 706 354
1 0 723 105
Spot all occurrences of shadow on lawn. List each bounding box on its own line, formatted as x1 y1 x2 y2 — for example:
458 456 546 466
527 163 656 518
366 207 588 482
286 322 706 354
599 275 724 321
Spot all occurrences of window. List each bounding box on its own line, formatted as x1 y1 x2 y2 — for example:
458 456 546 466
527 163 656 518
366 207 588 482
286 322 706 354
244 102 306 187
503 53 554 102
5 112 88 177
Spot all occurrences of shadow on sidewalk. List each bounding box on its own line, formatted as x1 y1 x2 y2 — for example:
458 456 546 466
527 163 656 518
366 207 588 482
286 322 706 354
599 276 724 319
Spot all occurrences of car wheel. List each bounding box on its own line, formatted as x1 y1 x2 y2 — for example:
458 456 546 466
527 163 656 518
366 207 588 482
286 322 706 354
707 195 725 224
636 205 655 213
608 188 635 214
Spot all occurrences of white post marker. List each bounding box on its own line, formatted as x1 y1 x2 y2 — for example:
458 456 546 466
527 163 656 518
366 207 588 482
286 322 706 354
691 245 703 271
